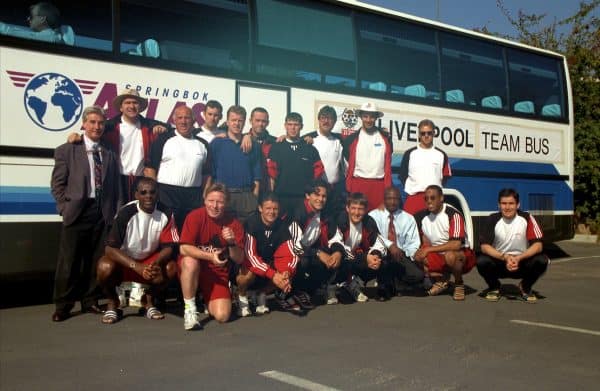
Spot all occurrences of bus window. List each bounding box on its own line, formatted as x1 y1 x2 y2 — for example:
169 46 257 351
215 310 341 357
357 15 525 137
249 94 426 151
507 48 565 119
355 13 439 100
254 0 355 87
0 1 106 48
440 31 507 110
120 0 249 70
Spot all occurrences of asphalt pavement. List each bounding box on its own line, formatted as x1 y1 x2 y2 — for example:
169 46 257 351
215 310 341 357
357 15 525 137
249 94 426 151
1 240 599 390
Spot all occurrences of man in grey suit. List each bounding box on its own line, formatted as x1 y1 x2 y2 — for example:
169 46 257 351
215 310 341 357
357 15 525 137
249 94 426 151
50 106 120 322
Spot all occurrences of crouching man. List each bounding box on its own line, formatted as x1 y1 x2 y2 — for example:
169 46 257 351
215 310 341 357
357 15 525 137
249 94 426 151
178 183 245 330
236 193 298 316
477 188 548 303
97 177 178 324
414 185 476 301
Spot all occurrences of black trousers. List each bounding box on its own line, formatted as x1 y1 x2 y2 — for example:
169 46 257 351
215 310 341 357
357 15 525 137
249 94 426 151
476 253 548 291
53 200 107 311
347 255 424 287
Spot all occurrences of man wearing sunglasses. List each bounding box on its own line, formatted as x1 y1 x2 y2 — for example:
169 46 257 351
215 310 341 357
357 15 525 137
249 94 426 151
399 119 451 215
97 177 178 324
414 185 476 301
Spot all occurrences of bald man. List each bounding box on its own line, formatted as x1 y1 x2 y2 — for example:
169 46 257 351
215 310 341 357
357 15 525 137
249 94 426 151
148 105 212 229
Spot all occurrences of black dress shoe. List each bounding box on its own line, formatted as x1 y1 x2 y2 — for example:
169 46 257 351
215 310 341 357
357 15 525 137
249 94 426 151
81 304 104 314
52 311 70 322
376 286 393 302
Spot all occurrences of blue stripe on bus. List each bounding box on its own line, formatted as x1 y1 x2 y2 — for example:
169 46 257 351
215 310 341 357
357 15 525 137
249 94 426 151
0 186 57 215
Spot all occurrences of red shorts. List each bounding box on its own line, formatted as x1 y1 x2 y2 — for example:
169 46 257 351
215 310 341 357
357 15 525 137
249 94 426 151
178 256 232 302
425 248 476 274
122 252 161 284
403 192 426 215
346 177 386 210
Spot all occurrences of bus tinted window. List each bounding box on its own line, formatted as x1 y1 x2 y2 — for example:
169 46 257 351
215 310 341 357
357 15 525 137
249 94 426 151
439 31 507 110
355 14 439 98
121 0 249 70
254 0 355 87
0 0 110 50
507 48 565 118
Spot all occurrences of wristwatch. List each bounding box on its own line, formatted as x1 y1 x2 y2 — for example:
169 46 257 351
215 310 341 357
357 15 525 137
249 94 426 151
129 261 137 269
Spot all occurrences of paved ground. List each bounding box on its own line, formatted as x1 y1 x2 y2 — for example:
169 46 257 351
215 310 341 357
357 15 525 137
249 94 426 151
1 240 599 390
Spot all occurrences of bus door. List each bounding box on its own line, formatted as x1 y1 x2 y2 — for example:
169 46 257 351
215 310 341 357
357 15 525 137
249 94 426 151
236 81 290 137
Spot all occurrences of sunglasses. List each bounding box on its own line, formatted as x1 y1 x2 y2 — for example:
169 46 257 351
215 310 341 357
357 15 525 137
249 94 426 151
138 189 156 195
420 131 434 137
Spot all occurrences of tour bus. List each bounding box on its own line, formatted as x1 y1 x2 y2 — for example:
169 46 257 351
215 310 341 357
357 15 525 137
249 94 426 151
0 0 573 280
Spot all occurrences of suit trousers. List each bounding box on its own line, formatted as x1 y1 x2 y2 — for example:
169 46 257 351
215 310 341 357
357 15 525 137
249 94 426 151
53 199 107 311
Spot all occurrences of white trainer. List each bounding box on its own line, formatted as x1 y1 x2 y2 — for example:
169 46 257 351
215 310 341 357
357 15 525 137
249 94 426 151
184 310 202 330
255 292 270 315
237 296 252 317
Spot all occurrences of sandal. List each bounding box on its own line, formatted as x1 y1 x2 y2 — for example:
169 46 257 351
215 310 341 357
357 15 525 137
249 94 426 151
144 306 165 320
453 284 465 301
101 309 122 325
427 281 449 296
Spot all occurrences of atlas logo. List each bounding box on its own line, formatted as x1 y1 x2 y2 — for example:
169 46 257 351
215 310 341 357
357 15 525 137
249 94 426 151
6 70 98 131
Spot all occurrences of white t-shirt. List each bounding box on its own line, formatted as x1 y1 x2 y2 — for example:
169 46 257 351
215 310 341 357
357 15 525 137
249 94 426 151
119 120 144 176
404 145 448 195
354 130 385 179
156 130 209 187
198 126 225 144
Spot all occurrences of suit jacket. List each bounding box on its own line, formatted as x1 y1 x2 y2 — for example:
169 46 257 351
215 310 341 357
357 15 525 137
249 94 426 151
51 141 120 226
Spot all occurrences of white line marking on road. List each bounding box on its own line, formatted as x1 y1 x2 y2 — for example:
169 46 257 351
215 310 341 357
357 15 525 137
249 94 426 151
551 255 600 264
511 320 600 336
259 370 341 391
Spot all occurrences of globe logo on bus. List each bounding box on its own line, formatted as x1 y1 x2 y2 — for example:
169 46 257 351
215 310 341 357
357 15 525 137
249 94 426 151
24 73 83 131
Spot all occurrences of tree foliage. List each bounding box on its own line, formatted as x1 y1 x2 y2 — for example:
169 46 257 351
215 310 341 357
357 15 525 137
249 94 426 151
478 1 600 226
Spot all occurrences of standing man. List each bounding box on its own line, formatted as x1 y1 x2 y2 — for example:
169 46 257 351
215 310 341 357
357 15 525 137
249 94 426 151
343 102 392 210
477 188 548 303
196 100 225 143
236 193 299 316
210 105 262 222
305 105 346 219
102 89 170 202
96 178 178 324
414 185 476 301
399 119 451 215
147 105 211 230
267 112 325 215
50 106 120 321
369 186 424 295
244 107 276 194
179 183 245 330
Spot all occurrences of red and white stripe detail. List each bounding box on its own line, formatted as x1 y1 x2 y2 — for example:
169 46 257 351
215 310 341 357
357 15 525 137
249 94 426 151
74 78 99 95
6 70 34 88
245 233 269 274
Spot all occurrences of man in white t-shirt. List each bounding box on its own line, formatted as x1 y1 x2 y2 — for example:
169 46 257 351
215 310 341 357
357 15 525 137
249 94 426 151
147 105 212 229
343 102 392 210
399 119 451 214
477 188 548 303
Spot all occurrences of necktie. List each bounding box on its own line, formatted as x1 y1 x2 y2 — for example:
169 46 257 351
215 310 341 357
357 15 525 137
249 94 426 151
388 214 397 242
92 144 102 201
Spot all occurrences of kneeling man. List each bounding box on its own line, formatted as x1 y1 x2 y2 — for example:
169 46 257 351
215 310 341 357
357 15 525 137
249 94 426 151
477 188 548 303
97 177 178 324
237 193 298 316
414 185 476 300
179 183 245 330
